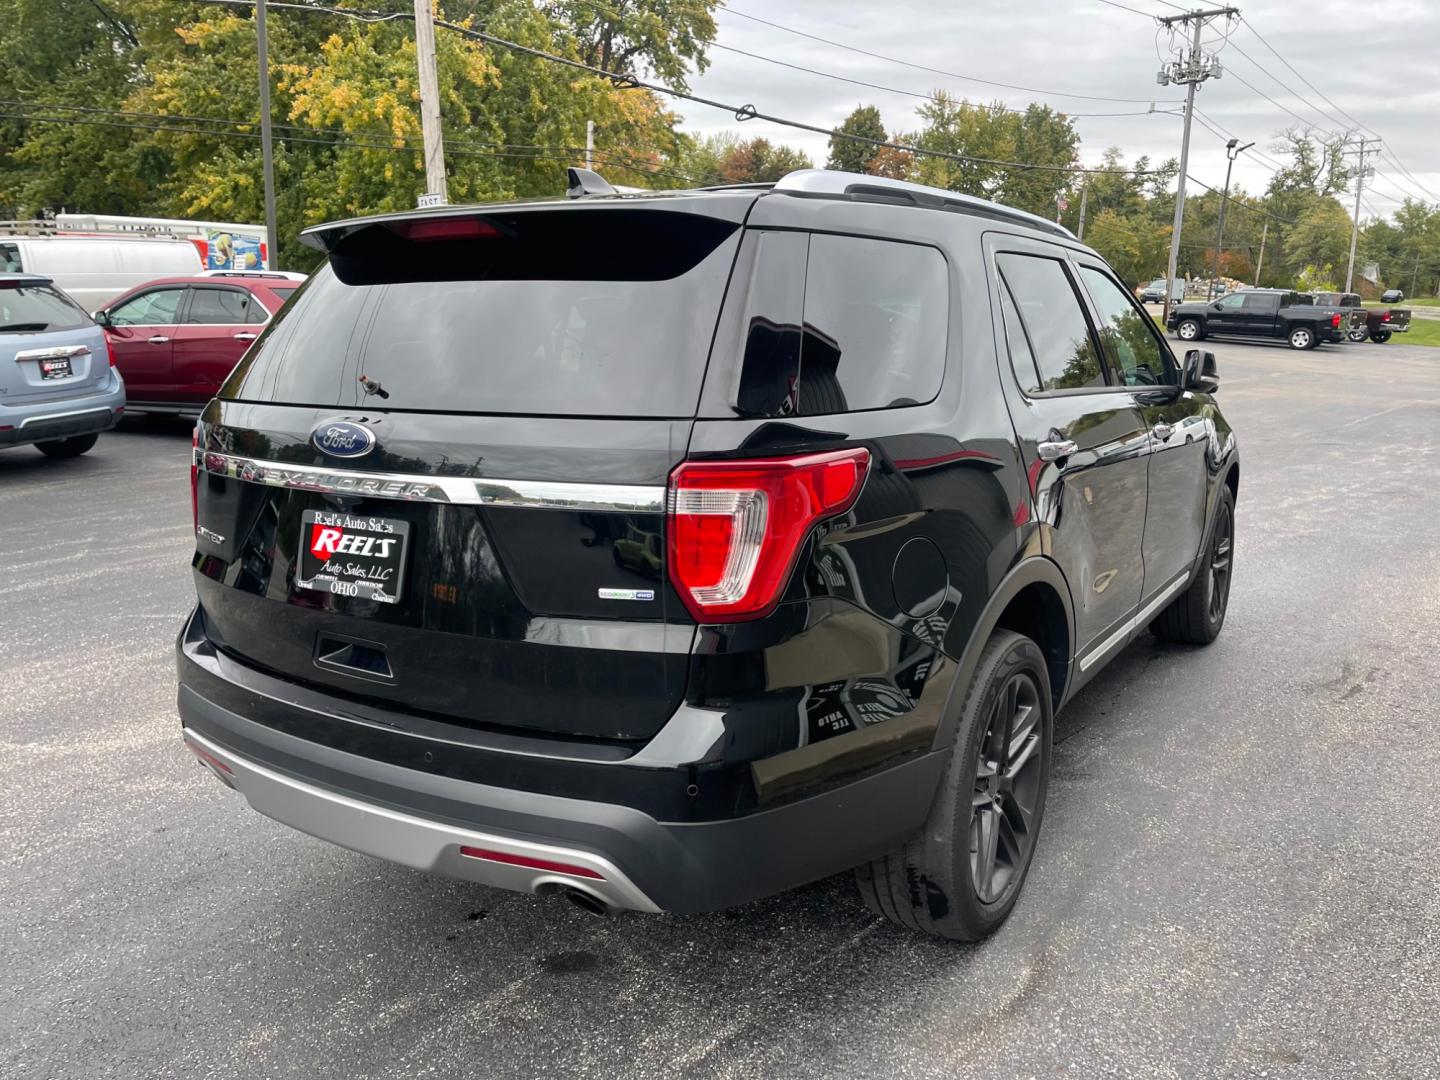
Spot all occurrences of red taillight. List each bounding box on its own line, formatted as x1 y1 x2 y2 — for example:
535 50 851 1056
1331 313 1342 328
396 217 501 242
1383 311 1392 322
104 334 117 367
190 426 200 528
667 448 870 622
458 846 603 880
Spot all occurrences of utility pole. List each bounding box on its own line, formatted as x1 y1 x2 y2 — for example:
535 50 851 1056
1344 136 1377 294
1077 182 1089 241
585 120 595 171
1157 6 1239 322
1253 221 1267 286
1209 137 1253 299
413 0 448 204
256 0 278 269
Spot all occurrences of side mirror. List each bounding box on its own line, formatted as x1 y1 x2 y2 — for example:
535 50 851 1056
1183 349 1219 394
93 309 111 327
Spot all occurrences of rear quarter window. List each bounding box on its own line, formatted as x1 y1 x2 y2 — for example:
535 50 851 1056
729 232 949 417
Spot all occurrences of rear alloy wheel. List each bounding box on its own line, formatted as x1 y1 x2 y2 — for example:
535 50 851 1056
1176 318 1202 342
855 630 1052 941
1152 484 1235 645
1347 328 1368 343
1371 330 1392 344
35 433 99 458
1288 326 1316 350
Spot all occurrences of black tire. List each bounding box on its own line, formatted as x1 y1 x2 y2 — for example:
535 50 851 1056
1288 325 1316 350
1371 330 1392 344
855 630 1052 941
1152 484 1234 645
34 433 99 458
1175 318 1204 343
1347 328 1368 343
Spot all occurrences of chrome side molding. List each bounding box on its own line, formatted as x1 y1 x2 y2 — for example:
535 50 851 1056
196 451 666 513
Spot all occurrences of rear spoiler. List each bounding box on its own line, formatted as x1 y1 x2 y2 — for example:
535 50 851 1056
0 273 54 288
299 192 757 255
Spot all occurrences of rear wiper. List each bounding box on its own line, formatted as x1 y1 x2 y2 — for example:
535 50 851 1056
0 322 49 331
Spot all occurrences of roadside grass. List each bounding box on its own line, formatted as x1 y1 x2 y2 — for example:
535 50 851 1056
1152 313 1439 348
1364 298 1440 307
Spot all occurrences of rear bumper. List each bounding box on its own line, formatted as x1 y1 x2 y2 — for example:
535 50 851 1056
0 372 125 446
182 727 662 913
177 609 947 913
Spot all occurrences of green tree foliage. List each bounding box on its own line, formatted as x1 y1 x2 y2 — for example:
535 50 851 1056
907 94 1078 218
542 0 719 89
826 105 887 173
1283 198 1353 280
0 0 708 267
716 137 812 184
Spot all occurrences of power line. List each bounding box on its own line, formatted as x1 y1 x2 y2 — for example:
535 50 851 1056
715 3 1173 104
0 107 697 183
1185 173 1296 226
708 41 1178 119
1238 17 1373 138
1093 0 1161 18
195 0 1154 176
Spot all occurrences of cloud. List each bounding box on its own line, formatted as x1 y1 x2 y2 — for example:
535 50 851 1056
669 0 1440 212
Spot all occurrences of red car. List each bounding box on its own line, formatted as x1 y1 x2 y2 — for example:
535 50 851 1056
95 272 302 412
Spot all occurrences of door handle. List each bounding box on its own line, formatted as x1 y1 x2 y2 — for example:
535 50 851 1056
1152 422 1173 441
1037 439 1078 462
232 332 257 341
147 335 170 344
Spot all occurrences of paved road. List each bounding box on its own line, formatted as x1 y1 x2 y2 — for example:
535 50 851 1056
3 341 1438 1080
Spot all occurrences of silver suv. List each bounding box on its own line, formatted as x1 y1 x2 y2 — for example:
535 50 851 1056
0 274 125 458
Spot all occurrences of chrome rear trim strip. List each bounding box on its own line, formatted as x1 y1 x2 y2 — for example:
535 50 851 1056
14 344 91 362
196 450 666 513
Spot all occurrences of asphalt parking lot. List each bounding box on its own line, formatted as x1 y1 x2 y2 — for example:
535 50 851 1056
3 338 1439 1079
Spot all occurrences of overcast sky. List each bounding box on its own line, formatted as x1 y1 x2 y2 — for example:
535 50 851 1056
670 0 1440 216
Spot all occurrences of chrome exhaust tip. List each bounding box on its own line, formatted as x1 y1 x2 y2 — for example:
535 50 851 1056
563 887 612 917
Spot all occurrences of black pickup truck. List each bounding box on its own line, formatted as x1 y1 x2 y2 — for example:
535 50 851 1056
1168 288 1356 349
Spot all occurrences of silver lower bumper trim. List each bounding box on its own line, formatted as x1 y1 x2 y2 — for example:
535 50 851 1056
182 729 661 913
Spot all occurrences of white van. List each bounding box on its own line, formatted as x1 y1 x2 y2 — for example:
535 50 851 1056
0 236 203 311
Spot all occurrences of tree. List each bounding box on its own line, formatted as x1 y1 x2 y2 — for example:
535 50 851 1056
542 0 719 89
906 94 1078 218
717 138 812 183
0 1 698 266
826 105 887 173
1283 198 1352 281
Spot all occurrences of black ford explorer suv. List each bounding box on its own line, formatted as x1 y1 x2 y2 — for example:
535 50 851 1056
179 168 1239 941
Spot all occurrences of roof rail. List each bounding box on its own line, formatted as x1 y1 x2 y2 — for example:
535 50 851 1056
771 170 1076 239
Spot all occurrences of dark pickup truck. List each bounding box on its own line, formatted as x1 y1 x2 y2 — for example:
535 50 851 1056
1300 291 1410 343
1168 288 1357 350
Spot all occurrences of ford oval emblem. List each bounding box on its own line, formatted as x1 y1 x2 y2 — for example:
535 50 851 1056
311 420 376 459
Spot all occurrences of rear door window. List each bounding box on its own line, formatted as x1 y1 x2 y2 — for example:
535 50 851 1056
185 286 260 324
796 235 948 414
223 211 742 418
0 285 91 332
995 253 1105 392
0 243 22 272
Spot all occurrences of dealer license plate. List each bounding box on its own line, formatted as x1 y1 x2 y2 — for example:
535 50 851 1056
39 357 72 380
296 509 409 604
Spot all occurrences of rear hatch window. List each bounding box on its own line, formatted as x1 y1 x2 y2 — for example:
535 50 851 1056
0 284 91 333
222 209 742 418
